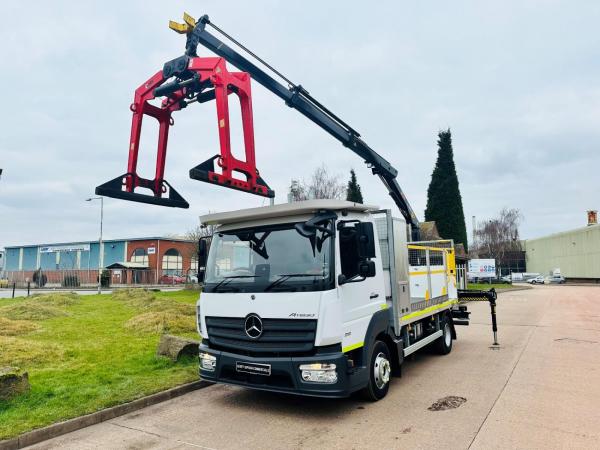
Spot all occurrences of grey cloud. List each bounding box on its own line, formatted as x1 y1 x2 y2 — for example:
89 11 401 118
1 0 599 247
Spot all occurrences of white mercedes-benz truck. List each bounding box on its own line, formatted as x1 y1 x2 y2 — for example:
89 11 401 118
196 199 469 400
90 14 471 400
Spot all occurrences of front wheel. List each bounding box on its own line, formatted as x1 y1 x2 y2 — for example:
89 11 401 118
361 340 391 401
435 320 453 355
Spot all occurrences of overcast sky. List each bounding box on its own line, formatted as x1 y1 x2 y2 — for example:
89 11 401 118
1 1 599 248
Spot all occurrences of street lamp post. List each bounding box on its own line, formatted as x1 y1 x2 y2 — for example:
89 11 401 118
86 197 104 294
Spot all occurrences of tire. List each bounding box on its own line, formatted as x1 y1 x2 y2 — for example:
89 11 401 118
361 340 392 401
435 319 453 355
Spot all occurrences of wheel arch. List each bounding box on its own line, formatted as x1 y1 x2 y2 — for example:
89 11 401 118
445 309 457 340
357 309 402 371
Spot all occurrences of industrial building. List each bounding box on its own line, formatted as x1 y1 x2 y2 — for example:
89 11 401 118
1 237 197 287
524 212 600 282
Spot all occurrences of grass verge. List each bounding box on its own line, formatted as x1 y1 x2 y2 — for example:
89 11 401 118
467 283 517 290
0 289 200 440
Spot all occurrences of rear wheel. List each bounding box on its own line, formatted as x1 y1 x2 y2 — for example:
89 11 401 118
362 340 391 401
435 319 453 355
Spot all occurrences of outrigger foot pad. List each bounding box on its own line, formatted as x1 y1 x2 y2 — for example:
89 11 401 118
190 156 275 198
95 173 190 208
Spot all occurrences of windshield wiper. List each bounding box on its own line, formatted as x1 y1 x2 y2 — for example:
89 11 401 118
264 273 321 292
212 275 258 292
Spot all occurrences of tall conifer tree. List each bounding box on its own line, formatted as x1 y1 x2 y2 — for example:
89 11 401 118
425 129 468 250
346 169 364 203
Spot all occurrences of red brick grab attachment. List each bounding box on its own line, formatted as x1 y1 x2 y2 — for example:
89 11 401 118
95 56 274 208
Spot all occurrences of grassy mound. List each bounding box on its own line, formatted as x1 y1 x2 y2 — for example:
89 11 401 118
125 311 196 334
114 288 196 334
112 288 156 305
0 317 40 336
113 288 195 316
0 337 64 366
28 292 80 306
0 302 69 321
0 293 80 321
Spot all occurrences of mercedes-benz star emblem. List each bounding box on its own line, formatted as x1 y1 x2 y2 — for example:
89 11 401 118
244 314 263 339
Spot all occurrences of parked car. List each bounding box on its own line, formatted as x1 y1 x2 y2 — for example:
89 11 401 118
494 277 512 284
547 275 566 284
187 274 199 284
527 275 545 284
160 274 186 284
472 277 511 284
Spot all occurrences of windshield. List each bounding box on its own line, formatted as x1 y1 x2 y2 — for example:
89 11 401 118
204 222 334 293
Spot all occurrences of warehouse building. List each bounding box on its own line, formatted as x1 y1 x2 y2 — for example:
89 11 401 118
524 211 600 282
2 237 197 287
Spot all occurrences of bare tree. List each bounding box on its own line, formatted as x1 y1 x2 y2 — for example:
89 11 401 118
473 208 523 269
289 179 308 201
288 165 346 201
183 220 217 276
186 223 217 243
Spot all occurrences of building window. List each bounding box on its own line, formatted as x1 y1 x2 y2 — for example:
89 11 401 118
130 248 148 266
162 248 182 275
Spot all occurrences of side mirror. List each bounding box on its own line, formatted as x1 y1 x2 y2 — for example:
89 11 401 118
338 260 376 285
199 238 208 261
356 222 376 259
198 238 209 282
358 260 376 278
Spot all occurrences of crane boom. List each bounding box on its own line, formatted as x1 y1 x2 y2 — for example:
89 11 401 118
189 16 420 235
95 13 420 238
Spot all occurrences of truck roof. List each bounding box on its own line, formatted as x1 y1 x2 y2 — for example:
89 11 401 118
199 199 378 226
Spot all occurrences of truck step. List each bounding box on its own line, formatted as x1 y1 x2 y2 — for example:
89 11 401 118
403 330 443 357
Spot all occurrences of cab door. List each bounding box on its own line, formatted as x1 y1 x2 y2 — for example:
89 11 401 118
337 220 385 351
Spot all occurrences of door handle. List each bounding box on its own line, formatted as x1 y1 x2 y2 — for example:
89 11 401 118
370 293 379 299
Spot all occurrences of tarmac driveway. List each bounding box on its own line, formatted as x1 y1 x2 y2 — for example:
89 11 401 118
28 285 600 449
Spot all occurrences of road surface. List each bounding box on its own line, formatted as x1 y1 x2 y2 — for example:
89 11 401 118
27 285 600 449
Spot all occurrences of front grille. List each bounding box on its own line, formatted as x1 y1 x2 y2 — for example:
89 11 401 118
205 316 317 355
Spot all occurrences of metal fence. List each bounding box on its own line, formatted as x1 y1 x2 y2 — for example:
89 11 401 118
0 268 199 289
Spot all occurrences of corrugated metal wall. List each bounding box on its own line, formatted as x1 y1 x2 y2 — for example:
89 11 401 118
3 240 128 270
525 225 600 279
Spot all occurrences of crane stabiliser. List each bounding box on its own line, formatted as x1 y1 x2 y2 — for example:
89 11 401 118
96 13 420 237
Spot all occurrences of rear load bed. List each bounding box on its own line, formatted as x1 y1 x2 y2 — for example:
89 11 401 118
374 210 458 334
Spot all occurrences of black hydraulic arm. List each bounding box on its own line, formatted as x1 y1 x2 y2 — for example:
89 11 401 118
186 15 420 236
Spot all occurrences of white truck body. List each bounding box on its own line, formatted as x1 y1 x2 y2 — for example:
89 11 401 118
196 200 465 399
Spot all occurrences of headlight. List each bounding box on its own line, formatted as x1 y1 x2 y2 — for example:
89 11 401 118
299 363 337 384
199 352 216 371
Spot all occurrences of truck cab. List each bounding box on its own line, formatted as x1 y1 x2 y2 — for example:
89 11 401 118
197 199 465 400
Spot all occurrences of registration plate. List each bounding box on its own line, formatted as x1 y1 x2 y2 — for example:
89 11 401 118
236 361 271 376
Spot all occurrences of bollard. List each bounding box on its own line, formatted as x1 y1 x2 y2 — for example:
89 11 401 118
27 281 31 297
12 282 16 298
488 288 499 345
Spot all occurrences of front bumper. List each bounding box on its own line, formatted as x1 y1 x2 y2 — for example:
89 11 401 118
198 344 355 398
